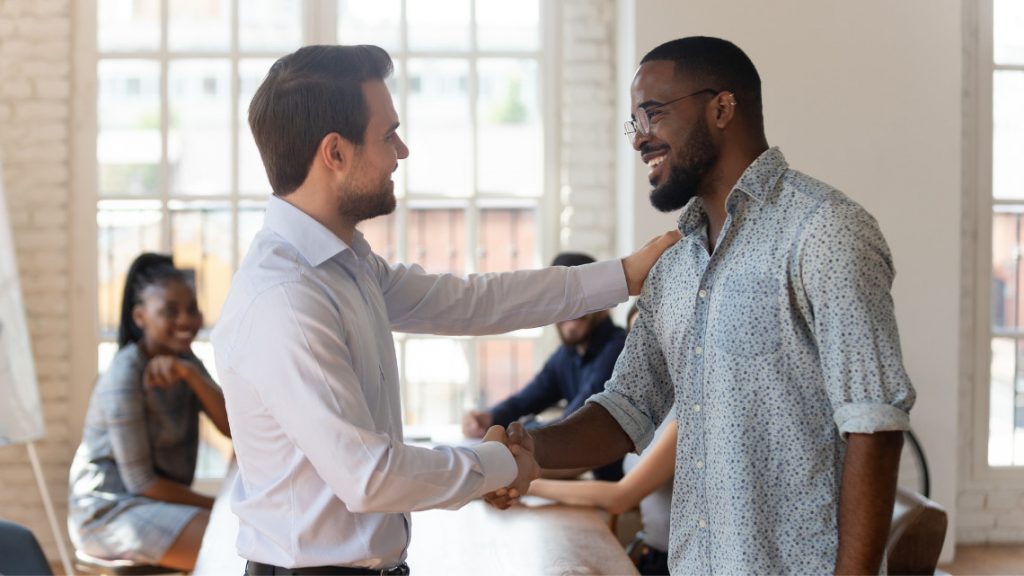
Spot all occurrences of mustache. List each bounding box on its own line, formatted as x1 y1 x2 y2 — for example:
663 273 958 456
639 143 669 156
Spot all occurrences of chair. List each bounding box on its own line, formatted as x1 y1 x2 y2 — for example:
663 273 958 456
886 487 948 575
0 518 54 575
74 549 182 575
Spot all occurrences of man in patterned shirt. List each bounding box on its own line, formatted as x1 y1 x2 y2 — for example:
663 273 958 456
493 36 916 574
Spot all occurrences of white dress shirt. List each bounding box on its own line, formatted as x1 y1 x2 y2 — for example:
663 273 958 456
211 196 628 569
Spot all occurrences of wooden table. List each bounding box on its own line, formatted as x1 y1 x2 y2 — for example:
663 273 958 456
195 468 637 575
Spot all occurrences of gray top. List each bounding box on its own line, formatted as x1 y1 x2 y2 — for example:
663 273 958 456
622 416 673 553
590 148 915 575
68 343 209 525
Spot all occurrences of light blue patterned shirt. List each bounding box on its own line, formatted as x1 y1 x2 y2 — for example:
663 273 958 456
589 147 915 575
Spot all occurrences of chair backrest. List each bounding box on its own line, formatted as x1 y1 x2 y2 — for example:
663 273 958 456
886 487 948 575
0 518 54 575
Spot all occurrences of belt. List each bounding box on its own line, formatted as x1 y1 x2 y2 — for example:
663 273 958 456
246 560 410 576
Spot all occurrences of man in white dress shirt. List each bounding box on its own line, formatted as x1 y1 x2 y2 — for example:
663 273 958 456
211 44 678 576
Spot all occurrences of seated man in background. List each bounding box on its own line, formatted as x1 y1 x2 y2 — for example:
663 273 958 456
462 252 626 480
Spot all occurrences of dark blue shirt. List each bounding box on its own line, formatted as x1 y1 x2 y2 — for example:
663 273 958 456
488 316 626 480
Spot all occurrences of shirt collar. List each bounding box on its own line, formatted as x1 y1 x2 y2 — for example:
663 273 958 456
264 195 371 267
675 146 789 238
732 146 788 203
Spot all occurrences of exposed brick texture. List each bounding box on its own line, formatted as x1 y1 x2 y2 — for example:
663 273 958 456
0 0 74 562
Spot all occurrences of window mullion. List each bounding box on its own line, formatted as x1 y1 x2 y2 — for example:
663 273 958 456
160 0 171 252
230 0 240 270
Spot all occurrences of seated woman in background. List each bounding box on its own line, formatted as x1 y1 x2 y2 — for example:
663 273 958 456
68 253 231 571
528 304 675 575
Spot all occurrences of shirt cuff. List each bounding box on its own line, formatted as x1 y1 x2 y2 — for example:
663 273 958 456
587 391 657 454
833 402 911 438
468 441 518 496
576 260 629 313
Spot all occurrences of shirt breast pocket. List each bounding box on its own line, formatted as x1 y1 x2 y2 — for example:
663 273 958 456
713 273 782 357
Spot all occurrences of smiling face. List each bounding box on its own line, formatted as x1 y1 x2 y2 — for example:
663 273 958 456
132 279 202 357
341 79 410 223
630 60 720 213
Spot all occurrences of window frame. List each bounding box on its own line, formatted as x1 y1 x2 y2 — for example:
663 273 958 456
971 0 1024 479
71 0 560 444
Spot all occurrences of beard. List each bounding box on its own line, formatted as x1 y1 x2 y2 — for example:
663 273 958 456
557 313 603 347
649 119 719 213
341 177 397 224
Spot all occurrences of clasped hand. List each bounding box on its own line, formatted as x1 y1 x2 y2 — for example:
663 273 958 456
480 422 538 510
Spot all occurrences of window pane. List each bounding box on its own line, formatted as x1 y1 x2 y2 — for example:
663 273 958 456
406 208 465 274
407 59 472 197
240 0 303 53
97 201 163 335
98 0 159 52
404 338 469 426
359 213 397 262
168 0 230 52
98 60 161 196
338 0 401 52
993 210 1021 331
476 0 539 51
994 71 1024 200
990 337 1024 466
239 59 276 195
238 201 267 263
475 339 535 408
995 0 1024 65
477 207 536 273
477 59 542 196
170 204 233 326
169 60 231 195
407 0 470 52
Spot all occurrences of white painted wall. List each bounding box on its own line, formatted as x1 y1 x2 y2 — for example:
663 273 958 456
616 0 962 562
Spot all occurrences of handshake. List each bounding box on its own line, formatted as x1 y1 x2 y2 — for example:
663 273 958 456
481 422 540 510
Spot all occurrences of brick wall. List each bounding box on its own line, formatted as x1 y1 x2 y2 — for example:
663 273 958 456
558 0 617 260
0 0 75 563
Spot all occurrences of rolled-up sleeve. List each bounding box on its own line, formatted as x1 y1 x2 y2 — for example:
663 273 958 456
797 199 916 437
587 286 675 453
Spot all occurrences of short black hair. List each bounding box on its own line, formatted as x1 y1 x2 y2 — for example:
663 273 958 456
248 44 394 196
641 36 763 131
550 252 596 268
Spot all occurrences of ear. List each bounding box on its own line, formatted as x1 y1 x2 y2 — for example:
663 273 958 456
131 303 146 330
317 132 356 176
712 91 738 129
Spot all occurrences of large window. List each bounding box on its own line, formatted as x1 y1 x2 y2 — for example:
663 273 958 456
988 0 1024 466
91 0 551 474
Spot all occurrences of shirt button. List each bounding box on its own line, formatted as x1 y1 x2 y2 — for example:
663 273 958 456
698 518 707 529
694 345 703 355
696 460 704 469
693 404 701 412
698 289 707 298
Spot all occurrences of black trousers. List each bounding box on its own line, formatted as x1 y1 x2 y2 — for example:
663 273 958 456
245 560 410 576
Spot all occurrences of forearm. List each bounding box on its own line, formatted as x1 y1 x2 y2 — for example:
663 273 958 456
185 370 231 437
529 479 628 513
835 431 903 575
141 477 215 509
531 404 633 470
540 466 588 479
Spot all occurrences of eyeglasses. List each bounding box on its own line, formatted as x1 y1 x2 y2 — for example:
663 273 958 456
623 88 721 142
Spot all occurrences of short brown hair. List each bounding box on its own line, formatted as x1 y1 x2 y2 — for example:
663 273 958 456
248 45 394 196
